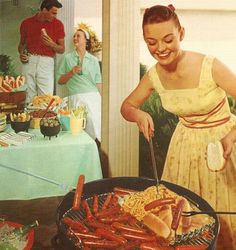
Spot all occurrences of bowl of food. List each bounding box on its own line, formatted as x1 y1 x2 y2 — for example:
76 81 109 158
29 109 57 129
40 117 61 139
10 112 31 133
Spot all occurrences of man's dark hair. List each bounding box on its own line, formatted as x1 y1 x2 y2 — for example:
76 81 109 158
40 0 63 11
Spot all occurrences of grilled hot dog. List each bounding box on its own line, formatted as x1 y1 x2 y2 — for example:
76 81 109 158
73 175 85 210
144 198 175 211
82 239 119 249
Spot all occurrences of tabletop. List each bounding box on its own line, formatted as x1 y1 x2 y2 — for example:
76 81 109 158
0 128 103 200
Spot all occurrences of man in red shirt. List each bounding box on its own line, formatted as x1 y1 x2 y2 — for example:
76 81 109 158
18 0 65 103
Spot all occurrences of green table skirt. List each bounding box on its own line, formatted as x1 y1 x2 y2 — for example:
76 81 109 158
0 129 103 200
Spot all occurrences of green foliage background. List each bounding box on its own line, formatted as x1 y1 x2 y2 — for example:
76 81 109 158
0 54 17 77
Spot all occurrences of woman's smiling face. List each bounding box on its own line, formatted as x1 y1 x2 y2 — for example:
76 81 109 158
143 20 184 66
73 30 87 48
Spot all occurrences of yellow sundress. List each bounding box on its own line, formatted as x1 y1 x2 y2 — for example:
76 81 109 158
148 55 236 249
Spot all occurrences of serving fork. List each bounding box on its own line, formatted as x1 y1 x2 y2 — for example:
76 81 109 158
149 137 160 191
182 210 236 217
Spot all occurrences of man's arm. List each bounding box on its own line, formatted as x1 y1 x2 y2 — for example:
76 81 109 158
52 38 65 54
18 35 25 54
18 37 28 63
41 33 65 54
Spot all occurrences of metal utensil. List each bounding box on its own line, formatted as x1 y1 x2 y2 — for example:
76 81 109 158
149 137 160 188
182 210 236 217
0 163 74 191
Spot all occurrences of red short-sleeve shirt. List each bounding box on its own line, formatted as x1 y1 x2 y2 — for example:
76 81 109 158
20 15 65 57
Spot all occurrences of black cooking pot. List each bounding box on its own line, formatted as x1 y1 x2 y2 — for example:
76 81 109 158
54 177 219 250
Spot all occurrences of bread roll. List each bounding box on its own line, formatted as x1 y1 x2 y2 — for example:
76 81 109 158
207 141 226 172
142 213 170 239
158 205 173 229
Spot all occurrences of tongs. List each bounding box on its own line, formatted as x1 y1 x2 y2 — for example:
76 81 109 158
149 137 160 190
182 210 236 217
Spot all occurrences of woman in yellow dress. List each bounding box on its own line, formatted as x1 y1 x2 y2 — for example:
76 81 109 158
121 4 236 249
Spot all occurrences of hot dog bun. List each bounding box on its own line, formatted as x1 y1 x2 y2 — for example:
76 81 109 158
142 213 170 239
207 141 226 172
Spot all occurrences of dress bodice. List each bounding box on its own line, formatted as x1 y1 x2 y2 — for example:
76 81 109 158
148 56 231 128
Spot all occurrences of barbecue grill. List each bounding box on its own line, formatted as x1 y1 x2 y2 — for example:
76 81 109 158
53 177 219 249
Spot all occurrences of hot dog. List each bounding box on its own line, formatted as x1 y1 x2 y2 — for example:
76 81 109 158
128 216 143 228
113 187 137 196
95 205 121 218
102 192 113 210
120 231 157 242
171 199 185 231
85 219 116 232
8 77 15 88
175 245 208 250
93 194 99 213
15 76 21 88
82 199 94 220
95 228 128 245
63 217 89 233
140 242 162 250
82 247 91 250
99 213 131 224
112 222 147 234
67 230 101 240
82 239 119 249
0 85 10 92
109 194 119 207
116 240 141 250
41 28 48 36
4 76 9 82
2 80 13 92
140 242 174 250
73 175 85 210
19 75 26 86
144 198 175 211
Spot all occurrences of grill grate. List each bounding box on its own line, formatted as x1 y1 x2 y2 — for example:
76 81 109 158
59 193 217 249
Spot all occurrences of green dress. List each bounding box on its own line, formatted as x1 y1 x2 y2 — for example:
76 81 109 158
148 55 236 249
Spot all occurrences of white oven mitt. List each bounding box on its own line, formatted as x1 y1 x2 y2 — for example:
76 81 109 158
207 141 226 172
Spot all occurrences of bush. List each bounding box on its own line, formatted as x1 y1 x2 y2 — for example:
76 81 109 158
0 54 17 77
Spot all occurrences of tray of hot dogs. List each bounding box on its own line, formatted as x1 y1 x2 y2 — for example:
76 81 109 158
56 176 219 250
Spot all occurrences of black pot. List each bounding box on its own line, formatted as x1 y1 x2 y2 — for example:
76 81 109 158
55 177 219 250
40 124 60 139
11 120 31 133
